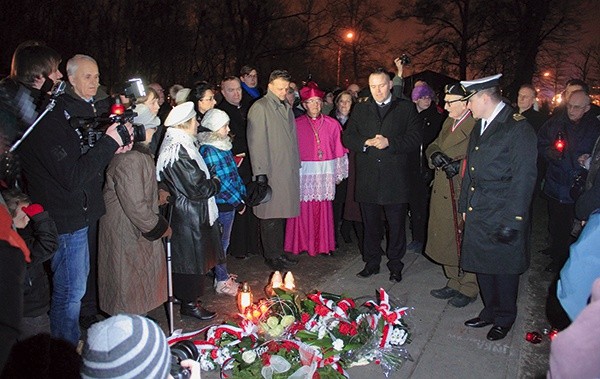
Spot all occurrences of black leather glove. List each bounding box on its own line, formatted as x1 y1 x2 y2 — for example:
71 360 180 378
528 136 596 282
244 175 271 206
431 151 452 168
256 174 268 185
492 225 519 244
443 160 461 179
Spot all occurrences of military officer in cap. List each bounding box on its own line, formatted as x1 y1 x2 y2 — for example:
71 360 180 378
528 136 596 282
458 74 537 341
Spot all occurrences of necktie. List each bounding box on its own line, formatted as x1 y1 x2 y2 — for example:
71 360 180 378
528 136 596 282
481 120 488 135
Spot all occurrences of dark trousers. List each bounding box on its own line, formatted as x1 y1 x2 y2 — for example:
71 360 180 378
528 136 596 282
547 198 575 268
228 209 260 257
477 272 520 328
545 276 571 331
407 174 429 243
173 273 205 303
360 202 407 274
80 221 99 317
258 218 285 260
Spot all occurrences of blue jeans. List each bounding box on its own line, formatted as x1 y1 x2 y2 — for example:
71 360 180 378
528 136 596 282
50 227 89 345
215 211 235 282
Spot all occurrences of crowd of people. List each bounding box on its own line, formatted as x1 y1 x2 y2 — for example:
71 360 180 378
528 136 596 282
1 39 600 378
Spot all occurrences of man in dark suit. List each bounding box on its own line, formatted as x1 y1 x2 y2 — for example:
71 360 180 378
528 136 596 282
342 68 422 283
459 74 537 341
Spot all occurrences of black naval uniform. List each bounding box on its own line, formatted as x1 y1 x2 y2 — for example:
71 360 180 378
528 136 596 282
458 104 537 328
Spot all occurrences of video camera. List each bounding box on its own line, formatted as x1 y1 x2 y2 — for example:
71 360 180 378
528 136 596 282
71 78 147 148
169 340 198 379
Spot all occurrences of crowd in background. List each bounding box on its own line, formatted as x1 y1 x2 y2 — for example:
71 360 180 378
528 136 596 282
1 39 600 378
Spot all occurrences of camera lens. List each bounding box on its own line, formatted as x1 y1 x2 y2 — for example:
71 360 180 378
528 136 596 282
170 340 198 379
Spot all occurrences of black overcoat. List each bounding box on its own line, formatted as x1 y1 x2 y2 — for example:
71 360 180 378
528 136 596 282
458 105 537 275
342 97 422 204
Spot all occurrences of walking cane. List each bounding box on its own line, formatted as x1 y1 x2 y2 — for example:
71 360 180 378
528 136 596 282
448 176 463 277
163 196 175 336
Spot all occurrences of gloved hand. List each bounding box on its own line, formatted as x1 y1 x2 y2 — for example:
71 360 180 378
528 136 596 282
256 174 268 185
492 225 519 244
244 175 271 206
443 160 461 179
430 151 452 168
22 203 44 218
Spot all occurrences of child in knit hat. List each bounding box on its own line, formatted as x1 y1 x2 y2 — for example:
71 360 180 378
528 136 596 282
198 108 246 297
81 314 201 379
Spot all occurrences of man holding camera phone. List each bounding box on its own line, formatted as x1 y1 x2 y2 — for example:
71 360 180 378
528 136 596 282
18 54 133 346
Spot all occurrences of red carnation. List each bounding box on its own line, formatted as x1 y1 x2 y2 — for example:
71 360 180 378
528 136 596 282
339 322 352 336
211 349 218 359
315 305 330 317
301 312 311 324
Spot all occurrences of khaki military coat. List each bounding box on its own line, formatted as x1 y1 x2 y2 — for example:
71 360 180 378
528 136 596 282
425 114 476 266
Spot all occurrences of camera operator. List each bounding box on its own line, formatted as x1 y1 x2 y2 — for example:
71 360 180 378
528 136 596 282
0 42 63 190
18 54 133 346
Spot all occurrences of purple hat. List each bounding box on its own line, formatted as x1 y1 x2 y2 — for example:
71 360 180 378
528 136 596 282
411 84 435 101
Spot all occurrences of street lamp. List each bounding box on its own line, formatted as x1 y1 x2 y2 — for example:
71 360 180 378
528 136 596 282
337 31 355 86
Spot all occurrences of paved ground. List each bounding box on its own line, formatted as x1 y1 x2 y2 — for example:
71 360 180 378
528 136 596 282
145 196 556 378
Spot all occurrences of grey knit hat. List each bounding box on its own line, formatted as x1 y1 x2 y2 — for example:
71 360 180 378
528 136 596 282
81 314 171 379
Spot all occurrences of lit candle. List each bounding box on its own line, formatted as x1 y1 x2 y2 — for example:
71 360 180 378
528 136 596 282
271 271 283 289
283 271 296 291
237 282 253 312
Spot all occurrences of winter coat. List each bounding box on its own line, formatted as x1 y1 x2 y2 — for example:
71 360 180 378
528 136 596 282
98 144 168 315
18 88 117 234
247 90 300 219
538 111 600 203
458 105 537 275
425 113 475 266
157 128 223 275
342 96 422 204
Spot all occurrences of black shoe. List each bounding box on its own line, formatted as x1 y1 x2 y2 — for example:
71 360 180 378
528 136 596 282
356 266 380 278
448 293 477 308
168 296 182 305
389 272 402 283
280 254 299 265
464 317 493 328
487 325 511 341
265 257 291 271
430 286 460 299
180 302 217 321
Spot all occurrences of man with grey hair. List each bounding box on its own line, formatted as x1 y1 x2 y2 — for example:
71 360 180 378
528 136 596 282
18 54 133 346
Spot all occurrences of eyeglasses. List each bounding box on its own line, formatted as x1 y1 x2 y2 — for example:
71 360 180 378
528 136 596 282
445 98 465 105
